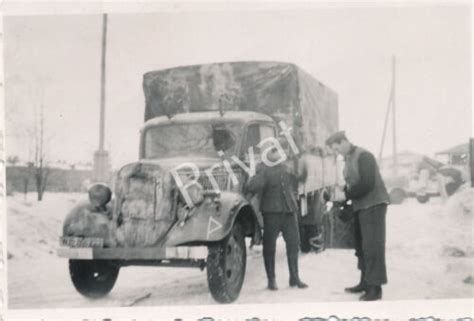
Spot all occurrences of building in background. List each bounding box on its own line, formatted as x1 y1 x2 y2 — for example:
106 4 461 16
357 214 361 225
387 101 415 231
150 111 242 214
6 161 94 196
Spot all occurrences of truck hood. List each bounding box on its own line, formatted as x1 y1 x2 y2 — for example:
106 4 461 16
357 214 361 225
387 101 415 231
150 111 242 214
113 155 229 247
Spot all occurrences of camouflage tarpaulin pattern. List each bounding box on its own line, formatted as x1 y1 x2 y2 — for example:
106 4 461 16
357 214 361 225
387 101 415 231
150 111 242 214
143 61 338 150
297 67 339 149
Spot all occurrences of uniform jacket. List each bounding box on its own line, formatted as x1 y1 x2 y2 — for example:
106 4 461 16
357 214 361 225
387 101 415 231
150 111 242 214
343 145 390 211
245 159 307 214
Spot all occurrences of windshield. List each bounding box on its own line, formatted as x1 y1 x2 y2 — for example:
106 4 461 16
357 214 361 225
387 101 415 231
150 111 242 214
144 122 240 159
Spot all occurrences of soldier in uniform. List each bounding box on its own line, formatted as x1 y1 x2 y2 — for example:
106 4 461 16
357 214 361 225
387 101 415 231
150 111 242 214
326 131 390 301
245 138 308 291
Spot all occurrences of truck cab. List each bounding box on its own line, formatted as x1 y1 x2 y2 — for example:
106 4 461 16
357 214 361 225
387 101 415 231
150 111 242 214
58 111 285 303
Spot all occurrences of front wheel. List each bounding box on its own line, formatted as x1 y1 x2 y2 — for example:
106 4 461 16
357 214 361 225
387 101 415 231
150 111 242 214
69 259 120 298
389 188 406 204
206 221 246 303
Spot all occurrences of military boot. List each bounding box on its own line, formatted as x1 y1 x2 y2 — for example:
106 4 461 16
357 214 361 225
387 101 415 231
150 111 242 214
359 285 382 301
264 256 278 291
344 270 367 293
288 256 308 289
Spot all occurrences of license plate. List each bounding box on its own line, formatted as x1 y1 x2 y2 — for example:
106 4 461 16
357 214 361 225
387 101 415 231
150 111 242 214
60 236 104 248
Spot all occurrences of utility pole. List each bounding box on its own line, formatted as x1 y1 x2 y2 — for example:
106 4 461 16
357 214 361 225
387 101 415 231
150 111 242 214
93 13 111 182
391 55 398 177
99 13 107 152
378 55 398 178
470 138 474 187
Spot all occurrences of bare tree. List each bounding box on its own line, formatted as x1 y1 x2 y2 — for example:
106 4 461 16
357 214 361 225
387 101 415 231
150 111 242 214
6 73 52 201
32 103 50 201
6 155 20 166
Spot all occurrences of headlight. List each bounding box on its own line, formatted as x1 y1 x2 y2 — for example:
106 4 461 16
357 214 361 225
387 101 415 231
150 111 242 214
88 183 112 208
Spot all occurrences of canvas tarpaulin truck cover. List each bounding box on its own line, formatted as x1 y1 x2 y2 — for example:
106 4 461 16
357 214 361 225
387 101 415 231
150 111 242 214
143 61 338 150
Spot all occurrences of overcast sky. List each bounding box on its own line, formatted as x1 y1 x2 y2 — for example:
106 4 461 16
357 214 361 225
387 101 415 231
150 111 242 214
4 5 472 168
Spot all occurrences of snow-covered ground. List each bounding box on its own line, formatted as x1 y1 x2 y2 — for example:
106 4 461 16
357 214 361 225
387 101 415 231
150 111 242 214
6 188 474 309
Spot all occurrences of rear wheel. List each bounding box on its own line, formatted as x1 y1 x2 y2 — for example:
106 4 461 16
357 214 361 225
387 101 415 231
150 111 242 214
416 194 430 204
69 260 120 298
207 221 246 303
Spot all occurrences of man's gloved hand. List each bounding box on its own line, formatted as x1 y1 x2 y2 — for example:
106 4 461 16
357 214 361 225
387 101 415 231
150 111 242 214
338 202 354 222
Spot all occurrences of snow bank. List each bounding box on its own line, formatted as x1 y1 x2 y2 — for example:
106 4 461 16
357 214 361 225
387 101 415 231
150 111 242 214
443 183 473 217
439 184 473 257
6 190 473 307
7 193 85 259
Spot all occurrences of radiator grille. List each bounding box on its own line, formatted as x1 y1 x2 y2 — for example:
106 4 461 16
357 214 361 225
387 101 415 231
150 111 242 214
179 168 244 191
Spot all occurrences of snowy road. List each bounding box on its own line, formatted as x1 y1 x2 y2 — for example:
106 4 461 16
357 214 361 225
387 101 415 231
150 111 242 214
6 192 473 309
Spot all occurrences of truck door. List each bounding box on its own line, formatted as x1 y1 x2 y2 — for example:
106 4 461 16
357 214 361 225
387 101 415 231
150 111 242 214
241 122 276 227
241 123 275 162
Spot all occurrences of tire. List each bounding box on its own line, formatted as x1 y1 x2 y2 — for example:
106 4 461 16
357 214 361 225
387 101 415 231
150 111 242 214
206 221 246 303
445 182 461 196
69 259 120 298
416 194 430 204
389 188 406 204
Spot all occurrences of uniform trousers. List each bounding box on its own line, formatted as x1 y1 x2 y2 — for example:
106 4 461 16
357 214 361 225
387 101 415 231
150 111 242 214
354 204 388 286
263 211 300 261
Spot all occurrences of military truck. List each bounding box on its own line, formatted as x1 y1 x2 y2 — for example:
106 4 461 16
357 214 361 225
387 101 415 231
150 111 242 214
381 153 463 204
58 61 347 303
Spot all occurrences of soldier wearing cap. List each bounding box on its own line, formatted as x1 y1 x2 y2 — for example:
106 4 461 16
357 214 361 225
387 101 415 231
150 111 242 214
245 137 308 291
326 131 390 301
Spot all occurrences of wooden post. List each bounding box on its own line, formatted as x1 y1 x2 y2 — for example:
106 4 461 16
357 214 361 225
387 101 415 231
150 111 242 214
93 13 110 182
391 56 398 177
378 86 393 163
99 13 107 152
378 56 397 170
470 138 474 187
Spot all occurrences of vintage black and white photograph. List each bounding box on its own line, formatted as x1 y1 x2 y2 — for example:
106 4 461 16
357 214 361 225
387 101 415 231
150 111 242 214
2 1 473 314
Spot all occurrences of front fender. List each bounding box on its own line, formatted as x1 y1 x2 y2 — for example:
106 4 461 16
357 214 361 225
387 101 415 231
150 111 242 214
164 192 256 246
62 200 117 247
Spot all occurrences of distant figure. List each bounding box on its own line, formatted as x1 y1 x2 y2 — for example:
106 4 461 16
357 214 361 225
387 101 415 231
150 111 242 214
245 138 308 291
326 131 390 301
